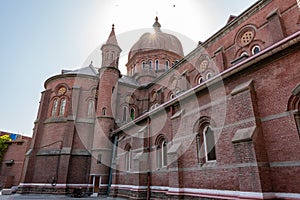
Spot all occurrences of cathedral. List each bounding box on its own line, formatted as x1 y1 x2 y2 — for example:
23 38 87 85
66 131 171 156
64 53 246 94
19 0 300 199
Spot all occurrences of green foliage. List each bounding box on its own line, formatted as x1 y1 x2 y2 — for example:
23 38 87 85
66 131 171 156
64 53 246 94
0 135 11 162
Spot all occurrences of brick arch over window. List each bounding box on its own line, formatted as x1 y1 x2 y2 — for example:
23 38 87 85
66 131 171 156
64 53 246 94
287 95 300 111
193 116 213 133
288 84 300 137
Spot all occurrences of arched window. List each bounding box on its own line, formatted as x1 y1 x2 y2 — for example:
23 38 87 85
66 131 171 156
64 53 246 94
112 86 115 94
105 52 109 60
51 99 58 116
197 125 216 163
203 126 216 162
125 144 132 171
198 76 204 84
165 60 169 70
59 98 66 116
206 72 212 80
102 107 107 116
97 154 102 165
251 45 261 55
142 61 146 69
149 61 152 69
157 139 167 168
155 60 159 71
87 100 95 117
111 51 115 60
196 118 216 164
123 107 127 122
130 108 135 120
288 87 300 137
170 93 175 100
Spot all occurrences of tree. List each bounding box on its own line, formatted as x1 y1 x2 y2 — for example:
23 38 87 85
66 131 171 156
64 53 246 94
0 135 11 162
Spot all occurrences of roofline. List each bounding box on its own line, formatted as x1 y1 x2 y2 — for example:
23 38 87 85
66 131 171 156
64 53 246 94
200 0 271 49
112 30 300 135
44 73 99 89
132 0 272 89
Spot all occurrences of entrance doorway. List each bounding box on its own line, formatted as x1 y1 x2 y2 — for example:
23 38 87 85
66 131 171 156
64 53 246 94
91 175 101 193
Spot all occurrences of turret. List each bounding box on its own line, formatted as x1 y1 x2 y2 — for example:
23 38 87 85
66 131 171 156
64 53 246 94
101 24 121 68
90 24 121 195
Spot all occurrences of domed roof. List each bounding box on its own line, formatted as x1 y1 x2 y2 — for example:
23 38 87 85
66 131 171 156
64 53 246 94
128 17 184 60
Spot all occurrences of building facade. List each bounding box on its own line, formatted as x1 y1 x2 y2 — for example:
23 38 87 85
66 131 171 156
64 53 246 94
19 0 300 199
0 131 31 189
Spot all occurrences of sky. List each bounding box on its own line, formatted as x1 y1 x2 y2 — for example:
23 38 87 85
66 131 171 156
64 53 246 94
0 0 257 137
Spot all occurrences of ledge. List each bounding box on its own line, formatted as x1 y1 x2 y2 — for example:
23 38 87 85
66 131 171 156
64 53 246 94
167 142 181 155
171 109 185 120
232 126 257 143
231 80 253 96
292 83 300 97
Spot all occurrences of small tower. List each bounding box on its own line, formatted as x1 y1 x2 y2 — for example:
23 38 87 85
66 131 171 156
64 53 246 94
90 24 121 194
101 24 121 68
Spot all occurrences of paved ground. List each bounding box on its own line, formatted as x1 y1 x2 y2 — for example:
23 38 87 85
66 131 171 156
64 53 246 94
0 194 127 200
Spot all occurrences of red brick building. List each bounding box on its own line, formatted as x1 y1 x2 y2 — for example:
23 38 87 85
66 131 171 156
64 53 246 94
19 0 300 199
0 131 31 189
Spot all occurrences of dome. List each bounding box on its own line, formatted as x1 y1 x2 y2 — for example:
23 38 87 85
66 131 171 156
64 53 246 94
128 17 184 60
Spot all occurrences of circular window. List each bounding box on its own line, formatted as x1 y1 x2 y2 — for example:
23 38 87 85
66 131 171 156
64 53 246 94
241 31 254 46
199 59 209 72
236 26 256 47
57 86 67 96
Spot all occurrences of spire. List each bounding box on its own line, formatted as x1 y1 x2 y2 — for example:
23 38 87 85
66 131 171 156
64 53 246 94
152 16 161 32
106 24 119 45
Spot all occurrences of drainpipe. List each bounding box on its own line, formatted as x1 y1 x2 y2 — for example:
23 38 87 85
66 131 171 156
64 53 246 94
107 134 118 195
170 106 173 145
147 117 151 200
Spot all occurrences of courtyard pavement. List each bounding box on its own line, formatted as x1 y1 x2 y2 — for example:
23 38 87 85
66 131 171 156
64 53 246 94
0 194 127 200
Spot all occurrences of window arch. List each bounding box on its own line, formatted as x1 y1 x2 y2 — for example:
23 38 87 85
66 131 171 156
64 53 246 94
59 98 66 116
251 45 261 55
142 61 146 69
149 60 152 69
165 60 170 70
155 135 167 168
198 76 204 84
102 107 107 116
170 93 175 100
240 51 249 57
155 60 159 71
206 72 212 80
124 144 132 171
288 87 300 138
51 99 58 116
